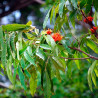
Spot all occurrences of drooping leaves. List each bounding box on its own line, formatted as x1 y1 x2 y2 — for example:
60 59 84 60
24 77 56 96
86 39 98 54
30 66 37 96
24 51 36 66
6 56 14 84
71 0 78 8
59 0 65 18
88 60 98 91
0 26 7 68
43 9 51 29
18 66 27 90
44 71 51 98
2 24 30 32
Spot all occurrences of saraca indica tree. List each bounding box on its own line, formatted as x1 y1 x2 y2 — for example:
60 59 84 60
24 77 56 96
0 0 98 97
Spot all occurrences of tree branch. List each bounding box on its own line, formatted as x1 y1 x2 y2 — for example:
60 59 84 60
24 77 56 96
68 46 98 60
59 57 90 60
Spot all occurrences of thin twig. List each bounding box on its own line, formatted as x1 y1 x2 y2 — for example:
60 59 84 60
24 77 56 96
68 46 98 60
80 9 87 19
59 57 90 60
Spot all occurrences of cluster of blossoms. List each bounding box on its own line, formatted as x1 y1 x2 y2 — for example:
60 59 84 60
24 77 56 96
51 33 63 42
46 29 63 42
46 29 52 35
84 16 93 23
84 16 97 33
90 26 97 33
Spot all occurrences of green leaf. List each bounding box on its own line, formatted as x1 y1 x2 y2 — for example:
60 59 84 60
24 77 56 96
66 61 73 78
0 26 7 67
6 34 11 59
50 7 54 24
55 4 59 16
71 0 78 8
45 35 58 56
94 66 98 77
54 4 59 24
74 52 80 69
27 46 33 56
77 14 83 21
43 9 51 29
52 57 65 72
40 44 51 50
0 26 4 46
94 11 97 26
0 71 4 76
45 35 56 49
51 58 61 81
36 48 46 60
46 59 54 92
10 32 16 52
69 11 76 28
44 71 51 98
26 21 32 26
18 32 22 50
86 39 98 54
24 70 31 78
16 41 20 60
30 67 37 96
79 0 87 9
59 0 65 18
93 0 98 11
91 72 96 87
13 68 17 85
18 66 27 90
54 15 66 31
6 56 14 84
20 58 26 69
85 0 92 13
19 45 28 55
35 28 39 35
2 24 29 32
88 69 92 91
40 59 47 90
25 33 35 40
88 60 98 90
64 14 70 28
80 46 91 63
1 42 7 67
24 51 36 66
61 40 72 55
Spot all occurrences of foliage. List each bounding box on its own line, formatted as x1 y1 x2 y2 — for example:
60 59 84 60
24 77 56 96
0 0 98 97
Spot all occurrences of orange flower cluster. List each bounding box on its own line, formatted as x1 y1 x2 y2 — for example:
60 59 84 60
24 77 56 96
51 33 63 42
90 26 97 33
46 29 63 42
46 29 52 35
84 16 93 23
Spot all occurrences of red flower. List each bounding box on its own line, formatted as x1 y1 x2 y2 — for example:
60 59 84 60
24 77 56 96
46 29 52 35
90 28 95 33
84 16 93 23
51 33 63 42
93 26 97 30
84 19 88 23
90 26 97 33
